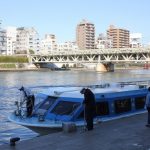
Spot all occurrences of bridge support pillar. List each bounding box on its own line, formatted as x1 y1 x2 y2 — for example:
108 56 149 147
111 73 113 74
96 63 107 72
96 63 114 72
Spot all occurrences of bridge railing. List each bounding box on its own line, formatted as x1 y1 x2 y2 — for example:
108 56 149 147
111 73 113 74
33 48 150 56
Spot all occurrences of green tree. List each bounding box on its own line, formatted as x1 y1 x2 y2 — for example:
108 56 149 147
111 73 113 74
29 49 35 54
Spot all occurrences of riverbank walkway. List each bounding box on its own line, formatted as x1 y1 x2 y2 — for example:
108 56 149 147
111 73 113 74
1 113 150 150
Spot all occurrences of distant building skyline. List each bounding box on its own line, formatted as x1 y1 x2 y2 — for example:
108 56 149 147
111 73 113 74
0 20 147 55
2 21 146 50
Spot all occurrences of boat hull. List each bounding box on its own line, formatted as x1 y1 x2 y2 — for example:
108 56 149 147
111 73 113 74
8 114 64 135
8 110 147 134
24 125 62 135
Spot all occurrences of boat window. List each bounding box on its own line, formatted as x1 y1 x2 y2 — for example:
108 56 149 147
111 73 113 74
39 96 58 110
135 97 146 110
35 96 58 115
34 94 47 107
95 102 109 116
51 101 80 115
77 101 110 119
114 98 131 114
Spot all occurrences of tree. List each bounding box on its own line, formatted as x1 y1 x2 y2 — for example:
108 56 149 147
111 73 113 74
29 49 35 54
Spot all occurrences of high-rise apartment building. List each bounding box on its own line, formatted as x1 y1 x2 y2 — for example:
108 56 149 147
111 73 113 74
107 25 130 48
76 19 95 50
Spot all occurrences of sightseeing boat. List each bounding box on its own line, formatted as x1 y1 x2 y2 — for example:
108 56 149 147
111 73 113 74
8 81 149 135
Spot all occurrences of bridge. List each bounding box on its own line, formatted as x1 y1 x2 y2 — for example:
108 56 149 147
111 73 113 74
29 48 150 71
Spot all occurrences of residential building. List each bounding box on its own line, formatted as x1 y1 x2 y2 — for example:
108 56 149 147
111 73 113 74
96 33 112 49
6 26 17 55
107 25 130 48
58 41 78 51
16 27 39 54
40 34 57 53
130 33 142 48
76 19 95 49
0 29 7 55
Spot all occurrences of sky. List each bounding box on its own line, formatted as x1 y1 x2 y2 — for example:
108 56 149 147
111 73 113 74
0 0 150 44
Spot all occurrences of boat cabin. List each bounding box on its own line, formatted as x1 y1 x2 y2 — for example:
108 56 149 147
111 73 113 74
32 84 148 122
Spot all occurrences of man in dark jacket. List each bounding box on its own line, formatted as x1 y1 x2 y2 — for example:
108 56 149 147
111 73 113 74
80 88 96 130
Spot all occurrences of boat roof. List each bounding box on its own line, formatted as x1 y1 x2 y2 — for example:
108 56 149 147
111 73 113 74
37 83 144 99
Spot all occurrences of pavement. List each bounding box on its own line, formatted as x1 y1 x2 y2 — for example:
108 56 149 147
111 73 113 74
1 112 150 150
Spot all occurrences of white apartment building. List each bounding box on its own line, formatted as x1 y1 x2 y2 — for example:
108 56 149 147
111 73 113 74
96 33 112 49
16 27 39 54
0 29 7 55
40 34 57 53
130 33 142 48
58 41 78 51
6 26 17 55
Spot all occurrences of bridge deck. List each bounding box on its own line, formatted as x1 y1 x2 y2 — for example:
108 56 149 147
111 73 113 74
30 48 150 63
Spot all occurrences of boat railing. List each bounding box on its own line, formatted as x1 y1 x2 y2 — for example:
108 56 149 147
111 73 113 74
86 80 150 90
52 80 149 95
88 83 110 89
117 80 150 89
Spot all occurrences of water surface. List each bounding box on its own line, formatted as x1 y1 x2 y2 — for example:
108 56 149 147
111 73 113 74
0 69 150 145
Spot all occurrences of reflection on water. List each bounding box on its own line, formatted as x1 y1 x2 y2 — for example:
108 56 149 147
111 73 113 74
0 69 150 145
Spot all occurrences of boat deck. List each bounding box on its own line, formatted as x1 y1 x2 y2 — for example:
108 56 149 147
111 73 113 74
1 112 150 150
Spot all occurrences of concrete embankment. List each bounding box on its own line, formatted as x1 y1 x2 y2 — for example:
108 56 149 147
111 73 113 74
0 68 52 72
1 113 150 150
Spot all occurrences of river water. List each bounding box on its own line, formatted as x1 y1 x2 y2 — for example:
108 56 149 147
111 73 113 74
0 69 150 145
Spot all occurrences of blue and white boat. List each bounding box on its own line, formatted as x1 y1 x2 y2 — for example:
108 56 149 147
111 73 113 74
8 81 149 135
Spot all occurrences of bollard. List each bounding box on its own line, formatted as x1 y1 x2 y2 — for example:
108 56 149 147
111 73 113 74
62 122 77 133
10 137 20 146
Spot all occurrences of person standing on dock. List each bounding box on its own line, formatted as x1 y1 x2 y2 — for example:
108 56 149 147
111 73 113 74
80 88 96 131
145 87 150 127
